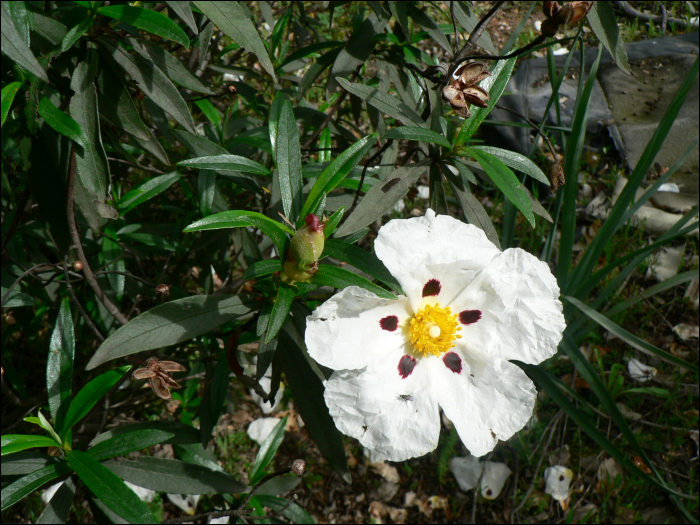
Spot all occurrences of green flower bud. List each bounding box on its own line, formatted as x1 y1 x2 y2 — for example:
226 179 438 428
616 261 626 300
282 214 325 283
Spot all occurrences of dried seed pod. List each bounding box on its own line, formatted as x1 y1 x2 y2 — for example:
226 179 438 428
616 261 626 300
292 459 306 476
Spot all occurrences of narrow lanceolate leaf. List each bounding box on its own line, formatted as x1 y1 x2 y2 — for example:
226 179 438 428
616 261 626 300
71 57 111 228
102 456 248 494
587 2 630 75
61 10 93 52
267 285 296 343
177 155 271 175
133 39 214 95
383 126 451 149
194 1 276 81
86 295 258 369
469 146 548 185
242 259 282 281
87 430 175 462
250 417 287 484
323 239 402 293
1 435 61 456
97 5 189 48
337 78 426 128
406 3 451 54
118 172 181 215
61 366 131 440
103 224 125 299
1 462 72 511
334 160 430 237
447 176 501 250
47 298 75 435
96 65 151 142
184 211 292 255
1 3 49 82
97 37 196 133
300 134 378 226
467 148 535 227
199 349 230 444
566 296 698 372
36 475 76 525
37 98 86 147
313 265 396 300
268 92 285 158
166 1 198 34
276 99 303 221
1 82 23 127
67 450 157 523
279 325 350 482
452 2 498 55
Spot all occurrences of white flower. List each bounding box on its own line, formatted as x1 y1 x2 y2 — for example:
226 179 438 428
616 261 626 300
305 210 565 461
544 465 574 501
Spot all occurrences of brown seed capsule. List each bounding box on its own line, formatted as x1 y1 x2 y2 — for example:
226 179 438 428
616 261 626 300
548 162 566 192
443 62 491 119
155 284 171 296
291 459 306 476
74 261 83 271
132 357 187 400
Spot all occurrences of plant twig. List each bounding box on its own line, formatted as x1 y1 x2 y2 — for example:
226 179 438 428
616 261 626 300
107 157 166 174
612 1 697 29
67 146 129 326
0 263 53 307
63 256 105 343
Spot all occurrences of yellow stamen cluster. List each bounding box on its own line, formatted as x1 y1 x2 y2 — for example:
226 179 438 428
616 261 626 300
409 303 462 357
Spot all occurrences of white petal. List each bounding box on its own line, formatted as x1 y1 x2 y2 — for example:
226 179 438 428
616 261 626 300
437 353 537 457
247 417 283 446
41 480 65 504
545 465 574 501
628 358 657 382
249 376 283 414
449 455 482 491
449 247 565 365
324 357 440 462
124 481 157 503
374 209 500 311
480 461 511 499
167 493 199 515
306 286 412 370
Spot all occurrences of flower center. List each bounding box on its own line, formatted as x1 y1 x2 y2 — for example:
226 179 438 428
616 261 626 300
409 303 461 357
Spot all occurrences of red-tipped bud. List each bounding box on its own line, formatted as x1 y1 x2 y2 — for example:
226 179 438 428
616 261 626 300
304 213 324 232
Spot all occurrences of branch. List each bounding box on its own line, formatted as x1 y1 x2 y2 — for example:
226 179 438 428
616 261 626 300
612 1 698 29
67 146 129 326
107 157 166 174
63 256 105 342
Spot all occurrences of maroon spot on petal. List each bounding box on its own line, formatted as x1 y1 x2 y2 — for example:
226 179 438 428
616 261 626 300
398 355 417 379
380 315 399 331
443 352 462 374
559 475 565 482
486 489 493 496
422 278 441 297
459 309 481 325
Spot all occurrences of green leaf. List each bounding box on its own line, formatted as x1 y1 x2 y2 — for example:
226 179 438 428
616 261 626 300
334 160 430 237
118 171 181 215
97 37 196 134
300 134 378 225
250 416 287 485
1 3 49 82
446 174 501 250
194 1 276 81
1 81 23 127
1 287 38 307
242 259 282 281
280 41 344 68
67 450 157 523
177 154 271 175
37 98 86 147
268 92 285 158
87 430 175 462
323 239 402 293
61 10 93 52
90 421 201 448
136 40 214 95
266 285 296 343
337 78 426 128
279 323 349 482
184 210 292 256
199 349 230 444
324 206 344 238
406 3 451 54
36 476 76 525
1 435 62 456
96 64 151 142
452 2 497 55
565 296 698 373
1 462 72 511
197 170 216 217
61 366 131 441
97 5 189 48
47 298 75 437
587 2 630 75
166 1 198 33
255 495 315 524
383 126 451 149
275 97 303 221
313 265 396 300
466 147 535 227
621 387 671 398
2 451 61 476
256 329 278 381
455 57 517 146
469 145 548 185
86 295 257 369
23 411 62 446
299 46 342 98
102 456 248 494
